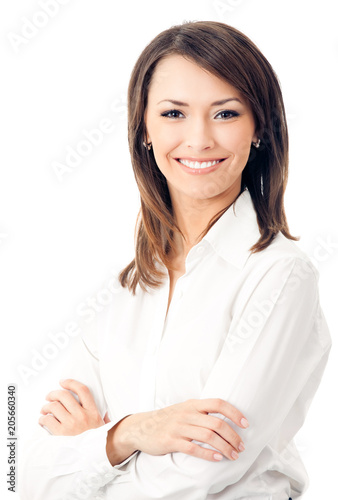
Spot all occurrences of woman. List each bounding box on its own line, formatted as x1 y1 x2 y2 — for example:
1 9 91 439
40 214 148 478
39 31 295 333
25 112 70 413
20 21 331 499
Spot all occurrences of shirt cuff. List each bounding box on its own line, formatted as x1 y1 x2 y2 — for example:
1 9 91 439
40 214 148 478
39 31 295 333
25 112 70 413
52 421 138 487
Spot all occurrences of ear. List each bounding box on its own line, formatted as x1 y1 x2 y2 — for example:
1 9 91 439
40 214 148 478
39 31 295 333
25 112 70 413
143 128 151 144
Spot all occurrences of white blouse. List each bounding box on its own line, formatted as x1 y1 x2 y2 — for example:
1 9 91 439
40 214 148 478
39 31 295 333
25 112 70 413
19 189 332 500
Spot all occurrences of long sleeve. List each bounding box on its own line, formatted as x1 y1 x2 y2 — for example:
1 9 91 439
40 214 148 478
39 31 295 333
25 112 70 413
102 256 331 499
19 315 138 500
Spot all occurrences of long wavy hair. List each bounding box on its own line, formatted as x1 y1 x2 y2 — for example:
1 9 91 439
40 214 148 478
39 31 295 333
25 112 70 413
119 21 298 294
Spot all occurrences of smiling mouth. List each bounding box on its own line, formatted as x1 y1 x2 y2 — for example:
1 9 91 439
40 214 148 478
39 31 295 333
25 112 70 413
176 158 227 169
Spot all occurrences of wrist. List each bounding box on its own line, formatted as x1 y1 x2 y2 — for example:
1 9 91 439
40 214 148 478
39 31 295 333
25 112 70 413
106 414 138 466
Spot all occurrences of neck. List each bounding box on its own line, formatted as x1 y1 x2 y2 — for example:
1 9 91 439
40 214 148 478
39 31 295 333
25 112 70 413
169 183 242 262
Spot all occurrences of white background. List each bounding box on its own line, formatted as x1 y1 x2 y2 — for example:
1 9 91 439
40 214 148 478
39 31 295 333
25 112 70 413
0 0 337 498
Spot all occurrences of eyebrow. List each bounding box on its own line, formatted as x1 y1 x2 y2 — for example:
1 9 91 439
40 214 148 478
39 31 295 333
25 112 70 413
156 98 243 106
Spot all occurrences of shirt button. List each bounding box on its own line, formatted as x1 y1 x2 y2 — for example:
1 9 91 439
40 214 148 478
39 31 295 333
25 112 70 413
196 246 205 255
176 289 183 299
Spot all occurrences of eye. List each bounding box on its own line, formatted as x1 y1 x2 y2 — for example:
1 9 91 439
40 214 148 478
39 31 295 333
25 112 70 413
215 110 239 120
160 109 184 119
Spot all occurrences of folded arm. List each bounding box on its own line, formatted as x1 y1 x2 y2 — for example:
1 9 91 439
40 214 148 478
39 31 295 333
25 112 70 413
19 318 138 500
102 257 331 499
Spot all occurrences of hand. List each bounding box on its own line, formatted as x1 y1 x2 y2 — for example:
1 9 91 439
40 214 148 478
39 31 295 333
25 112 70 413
113 398 249 463
38 379 109 436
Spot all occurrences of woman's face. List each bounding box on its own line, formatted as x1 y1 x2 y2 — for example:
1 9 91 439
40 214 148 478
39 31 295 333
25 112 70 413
144 54 258 206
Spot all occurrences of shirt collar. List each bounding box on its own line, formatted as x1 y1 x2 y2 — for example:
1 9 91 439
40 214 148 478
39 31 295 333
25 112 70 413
202 189 261 269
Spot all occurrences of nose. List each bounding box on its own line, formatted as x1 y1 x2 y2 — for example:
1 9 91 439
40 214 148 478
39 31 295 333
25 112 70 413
186 118 215 152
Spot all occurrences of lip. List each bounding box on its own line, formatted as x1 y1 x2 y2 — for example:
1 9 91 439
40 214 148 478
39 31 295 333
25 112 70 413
175 157 226 162
174 157 228 175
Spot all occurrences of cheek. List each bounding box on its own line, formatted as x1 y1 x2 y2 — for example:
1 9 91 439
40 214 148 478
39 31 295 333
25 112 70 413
233 140 252 162
152 128 181 169
219 128 253 164
157 127 181 152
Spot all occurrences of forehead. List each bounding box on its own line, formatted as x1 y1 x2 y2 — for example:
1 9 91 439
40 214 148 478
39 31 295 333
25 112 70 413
147 54 242 103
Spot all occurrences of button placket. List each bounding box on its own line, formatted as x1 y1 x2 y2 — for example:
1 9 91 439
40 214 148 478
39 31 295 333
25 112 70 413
163 274 186 329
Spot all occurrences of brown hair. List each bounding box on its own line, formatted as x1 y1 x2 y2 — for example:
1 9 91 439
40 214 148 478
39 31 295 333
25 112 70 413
119 21 298 294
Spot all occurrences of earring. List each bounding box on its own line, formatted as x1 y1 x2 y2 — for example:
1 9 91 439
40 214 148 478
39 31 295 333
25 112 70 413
252 138 261 149
143 141 152 150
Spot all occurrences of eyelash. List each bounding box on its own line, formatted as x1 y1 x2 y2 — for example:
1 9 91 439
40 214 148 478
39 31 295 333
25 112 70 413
160 109 240 120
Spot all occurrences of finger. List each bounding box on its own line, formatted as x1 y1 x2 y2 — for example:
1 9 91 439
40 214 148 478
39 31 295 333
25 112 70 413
195 398 249 429
46 389 82 416
188 413 245 453
59 379 98 413
40 401 70 423
177 438 230 463
182 424 240 461
38 414 62 435
103 412 111 424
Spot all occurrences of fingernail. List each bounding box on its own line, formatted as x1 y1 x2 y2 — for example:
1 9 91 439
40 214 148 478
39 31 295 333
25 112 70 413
238 442 245 452
231 450 239 460
240 417 249 428
213 453 223 461
59 379 67 384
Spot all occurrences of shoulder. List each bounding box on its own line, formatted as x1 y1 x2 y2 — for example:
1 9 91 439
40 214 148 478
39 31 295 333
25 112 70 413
234 233 320 313
248 232 318 281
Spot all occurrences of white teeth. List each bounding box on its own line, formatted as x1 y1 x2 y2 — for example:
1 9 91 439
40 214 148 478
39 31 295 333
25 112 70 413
178 159 222 169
